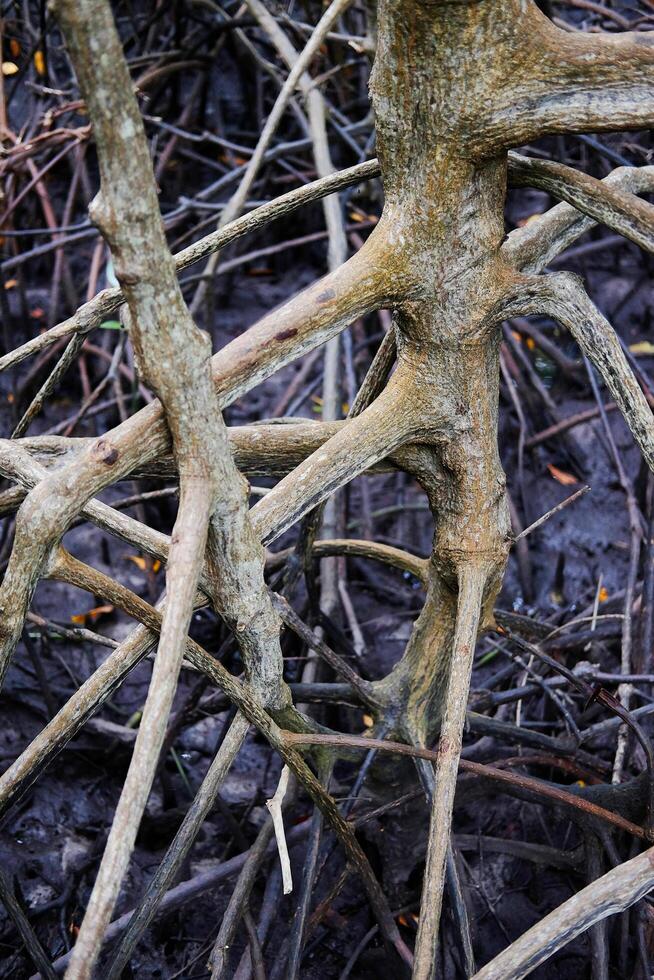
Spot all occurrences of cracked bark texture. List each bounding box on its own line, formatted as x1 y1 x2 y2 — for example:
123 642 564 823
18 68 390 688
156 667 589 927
1 0 654 977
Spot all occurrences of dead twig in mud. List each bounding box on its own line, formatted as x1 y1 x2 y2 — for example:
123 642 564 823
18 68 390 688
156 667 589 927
280 732 654 842
104 712 251 980
471 845 654 980
0 867 58 980
498 626 654 825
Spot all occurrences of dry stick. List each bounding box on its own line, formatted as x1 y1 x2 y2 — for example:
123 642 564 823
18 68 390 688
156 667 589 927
2 407 510 490
266 766 293 896
443 845 476 978
189 0 353 315
232 870 284 980
526 401 624 449
0 157 380 374
0 867 58 980
411 566 487 980
470 846 654 980
242 912 266 980
243 0 348 278
105 712 251 980
559 0 632 29
25 611 118 651
286 0 350 664
11 333 86 438
7 418 375 482
349 326 397 417
513 485 590 541
409 707 478 979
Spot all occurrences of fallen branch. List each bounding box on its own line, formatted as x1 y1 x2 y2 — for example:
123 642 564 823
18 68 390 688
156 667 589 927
471 846 654 980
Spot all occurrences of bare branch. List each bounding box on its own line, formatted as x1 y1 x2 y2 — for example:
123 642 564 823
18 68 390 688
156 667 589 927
266 766 294 895
472 846 654 980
